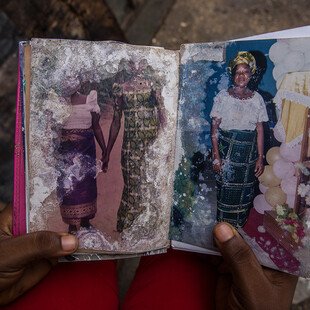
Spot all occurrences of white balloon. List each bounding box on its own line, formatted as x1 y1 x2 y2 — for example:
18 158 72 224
287 38 310 52
279 142 301 162
272 65 287 81
259 183 269 194
303 49 310 62
286 194 296 209
253 194 273 214
273 124 286 143
303 62 310 71
283 51 305 72
269 41 290 63
281 176 297 196
276 76 284 89
273 159 295 180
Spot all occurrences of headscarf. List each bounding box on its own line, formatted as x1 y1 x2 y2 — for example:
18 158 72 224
229 51 256 74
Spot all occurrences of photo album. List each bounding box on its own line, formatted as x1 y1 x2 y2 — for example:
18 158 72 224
13 27 310 277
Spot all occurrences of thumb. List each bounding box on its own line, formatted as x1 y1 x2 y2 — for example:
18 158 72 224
213 222 265 286
0 231 78 268
0 232 77 305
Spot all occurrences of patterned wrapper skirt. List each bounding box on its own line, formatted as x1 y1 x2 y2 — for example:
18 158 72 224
116 98 158 233
58 128 97 225
216 129 258 228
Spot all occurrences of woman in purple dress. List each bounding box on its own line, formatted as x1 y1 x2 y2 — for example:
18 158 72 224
58 77 106 234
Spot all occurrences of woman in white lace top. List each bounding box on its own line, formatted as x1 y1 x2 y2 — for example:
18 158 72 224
210 51 269 227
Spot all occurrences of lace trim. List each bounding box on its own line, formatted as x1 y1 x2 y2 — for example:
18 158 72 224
273 89 309 147
226 89 256 101
274 90 310 109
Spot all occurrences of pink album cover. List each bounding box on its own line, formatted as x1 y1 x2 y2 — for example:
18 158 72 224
13 44 26 236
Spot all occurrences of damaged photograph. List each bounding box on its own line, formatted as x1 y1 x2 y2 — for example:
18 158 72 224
27 39 179 254
171 38 310 277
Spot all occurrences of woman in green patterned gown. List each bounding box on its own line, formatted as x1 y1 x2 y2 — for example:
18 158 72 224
103 61 165 233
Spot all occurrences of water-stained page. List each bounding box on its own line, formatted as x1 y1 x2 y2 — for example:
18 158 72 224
172 38 310 277
27 39 179 254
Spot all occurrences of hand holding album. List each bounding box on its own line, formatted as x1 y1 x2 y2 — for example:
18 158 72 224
213 222 297 309
14 30 310 277
0 203 78 305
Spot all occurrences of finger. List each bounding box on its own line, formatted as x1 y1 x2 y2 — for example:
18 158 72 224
0 203 13 237
0 202 5 212
216 272 233 310
217 261 231 274
255 168 263 177
0 259 53 305
0 231 78 269
213 223 266 288
207 255 222 268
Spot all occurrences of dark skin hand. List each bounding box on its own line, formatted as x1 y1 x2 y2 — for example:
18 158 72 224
0 203 78 305
0 201 297 307
213 222 298 310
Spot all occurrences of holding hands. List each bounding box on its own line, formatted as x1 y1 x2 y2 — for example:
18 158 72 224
212 155 222 173
101 153 110 173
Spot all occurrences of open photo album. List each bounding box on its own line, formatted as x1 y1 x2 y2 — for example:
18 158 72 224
14 27 310 277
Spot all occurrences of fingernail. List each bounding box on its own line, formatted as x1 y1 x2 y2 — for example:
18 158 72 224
61 235 78 252
214 223 236 243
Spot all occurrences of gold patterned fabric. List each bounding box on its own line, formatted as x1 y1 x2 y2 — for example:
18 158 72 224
229 51 256 74
113 84 160 232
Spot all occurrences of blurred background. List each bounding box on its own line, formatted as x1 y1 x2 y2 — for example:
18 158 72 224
1 0 310 307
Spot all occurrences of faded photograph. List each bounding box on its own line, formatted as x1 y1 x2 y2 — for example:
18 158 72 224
27 39 179 254
57 77 105 235
210 51 268 228
171 38 310 277
103 60 166 234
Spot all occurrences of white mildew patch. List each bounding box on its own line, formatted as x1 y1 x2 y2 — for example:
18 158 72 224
28 39 179 253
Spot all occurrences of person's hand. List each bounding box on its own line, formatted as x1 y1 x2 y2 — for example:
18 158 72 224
102 153 110 173
213 222 297 310
212 156 222 173
255 157 264 177
0 203 78 305
100 150 106 167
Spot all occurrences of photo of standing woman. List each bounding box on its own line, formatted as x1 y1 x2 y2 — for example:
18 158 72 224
211 51 269 227
57 77 106 234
